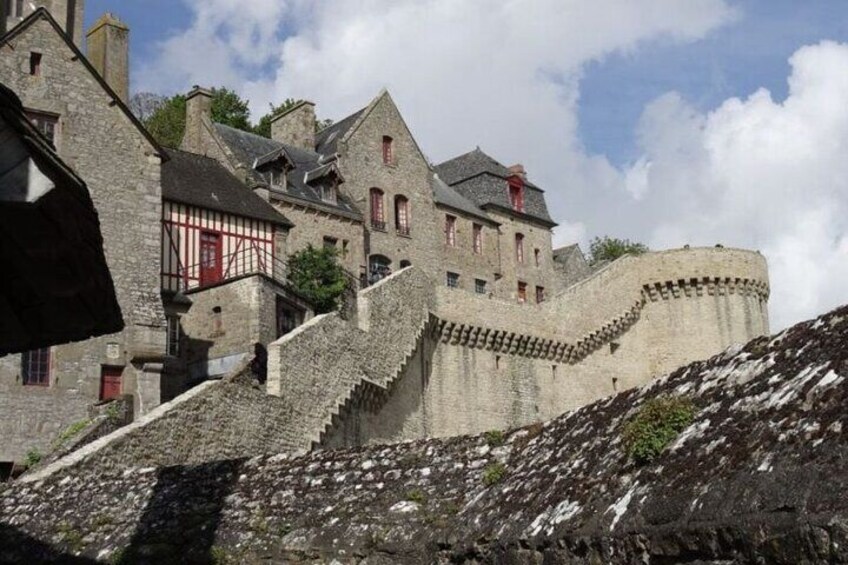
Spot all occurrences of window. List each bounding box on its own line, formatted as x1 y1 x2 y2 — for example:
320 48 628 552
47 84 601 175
534 248 541 266
536 286 545 303
276 297 300 338
29 52 42 76
166 316 180 357
475 278 487 294
321 182 337 204
515 233 525 263
22 348 50 386
269 168 284 188
517 281 527 304
199 231 222 286
370 188 385 230
382 135 393 164
27 111 58 144
323 236 338 250
446 271 460 288
100 366 122 401
395 195 410 236
472 223 483 254
508 177 525 212
445 215 456 246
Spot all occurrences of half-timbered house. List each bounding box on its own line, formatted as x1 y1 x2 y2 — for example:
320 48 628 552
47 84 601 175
161 149 313 387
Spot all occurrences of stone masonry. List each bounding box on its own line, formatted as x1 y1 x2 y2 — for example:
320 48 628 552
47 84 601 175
0 11 167 463
1 303 845 563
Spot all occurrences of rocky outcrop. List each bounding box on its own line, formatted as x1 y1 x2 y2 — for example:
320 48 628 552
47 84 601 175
2 305 847 564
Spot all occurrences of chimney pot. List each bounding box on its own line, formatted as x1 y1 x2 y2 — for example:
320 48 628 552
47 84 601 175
86 12 129 102
508 164 526 178
182 86 213 153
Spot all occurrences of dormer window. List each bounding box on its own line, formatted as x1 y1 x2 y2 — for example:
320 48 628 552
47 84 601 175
508 176 524 213
382 136 393 165
269 168 285 189
321 181 337 204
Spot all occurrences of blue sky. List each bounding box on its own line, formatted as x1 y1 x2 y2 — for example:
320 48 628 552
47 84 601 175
79 1 848 328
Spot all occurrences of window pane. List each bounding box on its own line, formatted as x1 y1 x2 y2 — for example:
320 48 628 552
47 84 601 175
22 348 50 385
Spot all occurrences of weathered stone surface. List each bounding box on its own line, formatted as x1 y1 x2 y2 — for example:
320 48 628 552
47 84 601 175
1 304 846 563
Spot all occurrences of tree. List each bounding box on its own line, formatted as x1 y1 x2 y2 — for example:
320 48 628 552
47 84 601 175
128 92 166 121
287 245 349 314
587 236 648 266
143 87 252 149
253 99 334 139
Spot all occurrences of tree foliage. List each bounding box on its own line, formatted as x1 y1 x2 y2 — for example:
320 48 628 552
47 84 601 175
287 245 349 314
622 396 695 465
143 87 252 148
587 236 648 266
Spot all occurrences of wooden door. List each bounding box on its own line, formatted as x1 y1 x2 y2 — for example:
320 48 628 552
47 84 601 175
199 231 222 286
100 366 122 401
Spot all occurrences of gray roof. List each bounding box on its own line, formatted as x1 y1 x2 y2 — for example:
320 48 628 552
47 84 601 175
162 149 292 227
435 148 555 227
212 124 361 220
315 108 365 156
431 174 495 224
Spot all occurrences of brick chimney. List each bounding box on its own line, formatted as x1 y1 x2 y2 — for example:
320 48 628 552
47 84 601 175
508 164 526 179
271 101 315 151
182 86 212 153
86 12 129 102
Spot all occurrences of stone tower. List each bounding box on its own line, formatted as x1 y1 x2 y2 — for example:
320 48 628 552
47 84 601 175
85 12 129 102
2 0 85 45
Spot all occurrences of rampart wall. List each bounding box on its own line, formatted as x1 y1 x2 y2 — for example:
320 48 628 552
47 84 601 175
315 248 769 446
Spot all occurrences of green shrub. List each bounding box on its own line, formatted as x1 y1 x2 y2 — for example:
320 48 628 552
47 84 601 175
56 419 90 445
483 430 505 447
481 462 506 486
287 245 349 314
587 236 648 266
622 396 695 464
406 488 427 505
24 448 42 468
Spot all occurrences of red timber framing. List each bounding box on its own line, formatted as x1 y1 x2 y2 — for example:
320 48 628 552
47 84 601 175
161 201 276 292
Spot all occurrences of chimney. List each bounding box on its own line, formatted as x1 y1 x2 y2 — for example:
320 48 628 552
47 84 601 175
182 86 213 153
86 12 129 102
508 164 526 179
271 101 315 151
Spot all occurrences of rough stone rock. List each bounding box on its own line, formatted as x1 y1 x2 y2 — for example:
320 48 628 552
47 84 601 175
1 305 847 564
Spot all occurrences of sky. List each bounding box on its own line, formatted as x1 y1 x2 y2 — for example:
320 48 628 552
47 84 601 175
85 0 848 330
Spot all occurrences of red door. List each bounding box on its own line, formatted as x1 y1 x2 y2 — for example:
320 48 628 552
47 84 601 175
199 231 222 286
100 366 122 401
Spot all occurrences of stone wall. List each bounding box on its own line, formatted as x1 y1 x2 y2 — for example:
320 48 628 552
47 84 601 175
310 248 769 446
19 362 300 482
438 207 502 294
486 208 556 302
1 304 845 564
339 92 443 278
0 16 166 463
274 200 366 277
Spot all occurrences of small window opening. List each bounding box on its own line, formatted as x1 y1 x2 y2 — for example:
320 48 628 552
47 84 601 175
495 355 501 369
29 52 42 76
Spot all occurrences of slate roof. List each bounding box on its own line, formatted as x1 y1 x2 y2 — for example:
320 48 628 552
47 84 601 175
431 173 496 224
314 108 366 156
212 124 362 220
434 148 555 226
162 149 292 227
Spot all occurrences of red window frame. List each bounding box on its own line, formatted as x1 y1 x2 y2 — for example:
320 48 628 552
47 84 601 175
22 348 50 386
508 177 524 213
515 233 524 263
445 215 457 246
472 223 483 254
100 366 123 401
382 136 393 164
395 195 410 235
370 188 385 230
199 230 222 286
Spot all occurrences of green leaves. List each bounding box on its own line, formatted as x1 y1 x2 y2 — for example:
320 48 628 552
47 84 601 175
621 396 695 465
287 245 349 314
587 236 648 266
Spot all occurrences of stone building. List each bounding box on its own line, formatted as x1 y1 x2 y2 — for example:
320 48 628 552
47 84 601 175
0 8 167 463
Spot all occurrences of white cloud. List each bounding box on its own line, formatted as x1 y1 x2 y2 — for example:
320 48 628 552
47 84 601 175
627 41 848 328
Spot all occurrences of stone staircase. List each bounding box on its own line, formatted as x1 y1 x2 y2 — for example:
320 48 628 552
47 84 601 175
312 315 434 448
